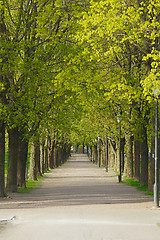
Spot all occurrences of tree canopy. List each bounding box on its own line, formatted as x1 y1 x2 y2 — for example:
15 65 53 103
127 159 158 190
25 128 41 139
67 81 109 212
1 0 160 195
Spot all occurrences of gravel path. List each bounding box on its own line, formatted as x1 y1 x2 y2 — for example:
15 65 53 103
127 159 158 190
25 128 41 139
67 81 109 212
0 154 160 240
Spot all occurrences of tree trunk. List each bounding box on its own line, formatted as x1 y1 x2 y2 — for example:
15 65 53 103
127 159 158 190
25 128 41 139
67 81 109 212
66 143 70 160
0 121 6 197
108 141 112 168
40 140 45 174
121 137 125 173
95 145 98 164
148 116 155 191
134 139 141 181
29 140 37 181
64 143 67 162
53 140 57 167
54 139 59 167
131 136 134 176
58 145 63 165
116 140 119 172
58 147 61 165
0 4 6 197
61 144 64 164
6 127 19 192
76 144 79 153
17 136 29 188
105 136 108 171
44 138 49 172
109 140 116 169
140 125 148 186
90 146 93 162
102 140 106 166
48 139 54 169
93 145 97 163
35 141 41 176
87 146 89 155
98 139 101 167
148 134 155 191
83 142 85 154
56 146 59 167
125 131 133 178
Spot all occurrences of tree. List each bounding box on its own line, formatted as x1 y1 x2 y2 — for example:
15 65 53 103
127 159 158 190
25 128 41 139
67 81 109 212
73 0 160 186
0 121 5 196
0 0 7 197
0 0 90 193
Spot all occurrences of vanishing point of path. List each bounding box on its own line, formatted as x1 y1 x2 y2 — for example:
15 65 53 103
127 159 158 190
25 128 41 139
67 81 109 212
0 154 160 240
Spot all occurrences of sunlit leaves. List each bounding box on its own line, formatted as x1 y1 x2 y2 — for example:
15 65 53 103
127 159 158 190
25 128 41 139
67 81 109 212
70 0 160 143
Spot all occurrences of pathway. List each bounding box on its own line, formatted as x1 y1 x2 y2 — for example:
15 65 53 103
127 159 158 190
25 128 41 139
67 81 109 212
0 154 160 240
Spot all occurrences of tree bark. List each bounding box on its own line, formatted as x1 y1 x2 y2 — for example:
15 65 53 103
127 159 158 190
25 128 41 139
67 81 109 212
29 140 37 181
121 137 125 173
40 140 45 174
101 140 106 166
83 142 85 154
54 139 59 167
140 125 148 186
98 139 101 167
6 127 19 192
108 142 112 168
90 146 93 162
44 138 49 172
125 131 133 178
58 144 63 165
0 1 7 197
116 140 119 172
0 121 6 197
48 138 54 169
17 135 29 188
94 145 98 164
134 139 141 181
35 140 41 176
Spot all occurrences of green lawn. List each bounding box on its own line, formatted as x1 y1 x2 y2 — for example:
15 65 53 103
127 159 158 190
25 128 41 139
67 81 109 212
18 176 43 193
122 176 154 196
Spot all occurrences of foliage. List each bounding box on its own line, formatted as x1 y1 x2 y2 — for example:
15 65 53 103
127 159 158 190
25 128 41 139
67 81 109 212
1 0 160 193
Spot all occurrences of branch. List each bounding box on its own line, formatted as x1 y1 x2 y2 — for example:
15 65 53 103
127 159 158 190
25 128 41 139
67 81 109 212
4 0 15 25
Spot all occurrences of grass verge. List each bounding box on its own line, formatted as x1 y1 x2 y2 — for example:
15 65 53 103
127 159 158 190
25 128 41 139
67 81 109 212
122 176 155 196
18 176 43 193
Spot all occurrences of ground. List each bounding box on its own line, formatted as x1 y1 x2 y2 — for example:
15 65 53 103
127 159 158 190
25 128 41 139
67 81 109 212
0 154 160 240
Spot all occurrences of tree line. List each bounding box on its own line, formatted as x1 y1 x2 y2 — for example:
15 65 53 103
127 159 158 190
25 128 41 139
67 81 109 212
0 0 160 197
70 0 160 191
0 0 88 197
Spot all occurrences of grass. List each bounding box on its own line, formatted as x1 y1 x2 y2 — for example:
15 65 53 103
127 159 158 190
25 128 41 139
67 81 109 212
122 176 155 196
17 176 43 193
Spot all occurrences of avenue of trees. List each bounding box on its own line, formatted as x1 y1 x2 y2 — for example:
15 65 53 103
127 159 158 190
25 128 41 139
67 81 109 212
0 0 160 197
0 0 88 196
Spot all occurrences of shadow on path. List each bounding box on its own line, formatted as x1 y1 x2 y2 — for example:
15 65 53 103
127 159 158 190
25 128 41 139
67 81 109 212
0 154 153 209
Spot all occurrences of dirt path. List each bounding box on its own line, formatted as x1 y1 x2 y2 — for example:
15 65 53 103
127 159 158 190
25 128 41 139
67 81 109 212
0 154 160 240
